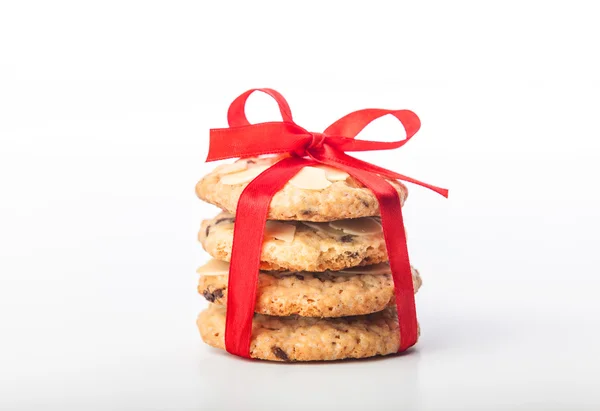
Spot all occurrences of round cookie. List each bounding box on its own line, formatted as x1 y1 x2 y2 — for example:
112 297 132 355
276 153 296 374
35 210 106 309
197 304 414 361
197 259 422 318
199 212 391 272
195 156 408 222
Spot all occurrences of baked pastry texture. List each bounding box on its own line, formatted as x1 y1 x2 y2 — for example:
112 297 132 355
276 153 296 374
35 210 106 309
197 304 415 361
197 259 421 317
199 212 391 272
195 156 408 222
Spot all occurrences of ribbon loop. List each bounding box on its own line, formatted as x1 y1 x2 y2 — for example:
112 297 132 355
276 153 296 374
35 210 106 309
324 108 421 141
227 88 294 128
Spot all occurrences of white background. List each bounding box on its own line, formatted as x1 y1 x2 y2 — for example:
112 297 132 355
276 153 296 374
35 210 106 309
1 1 599 410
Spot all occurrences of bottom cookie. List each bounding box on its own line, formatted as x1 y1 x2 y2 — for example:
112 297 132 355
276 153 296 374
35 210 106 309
197 304 416 361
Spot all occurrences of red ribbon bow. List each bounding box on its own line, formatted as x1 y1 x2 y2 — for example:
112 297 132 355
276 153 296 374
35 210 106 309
206 88 448 358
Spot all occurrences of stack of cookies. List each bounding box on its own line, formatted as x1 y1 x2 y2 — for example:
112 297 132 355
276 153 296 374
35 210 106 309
195 155 422 361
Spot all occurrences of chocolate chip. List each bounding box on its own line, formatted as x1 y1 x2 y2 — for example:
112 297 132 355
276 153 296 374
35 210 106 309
271 346 290 361
345 251 359 258
205 226 211 237
215 217 235 225
246 160 256 164
314 274 327 282
295 274 305 281
274 272 296 279
202 288 224 302
340 235 354 243
301 210 313 216
361 200 370 207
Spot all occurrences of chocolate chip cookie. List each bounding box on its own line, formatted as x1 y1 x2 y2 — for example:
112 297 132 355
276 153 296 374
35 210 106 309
195 156 408 222
199 212 392 272
197 259 422 317
197 304 414 361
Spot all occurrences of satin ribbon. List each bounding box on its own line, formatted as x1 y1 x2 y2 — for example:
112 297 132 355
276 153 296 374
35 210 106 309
206 88 448 358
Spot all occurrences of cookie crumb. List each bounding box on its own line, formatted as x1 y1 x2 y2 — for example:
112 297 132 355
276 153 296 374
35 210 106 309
271 346 290 361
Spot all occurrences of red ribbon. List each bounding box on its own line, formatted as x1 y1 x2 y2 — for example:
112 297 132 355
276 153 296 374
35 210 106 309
206 88 448 358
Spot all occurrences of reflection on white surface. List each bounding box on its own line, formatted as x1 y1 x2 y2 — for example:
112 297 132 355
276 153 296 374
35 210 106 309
198 350 421 411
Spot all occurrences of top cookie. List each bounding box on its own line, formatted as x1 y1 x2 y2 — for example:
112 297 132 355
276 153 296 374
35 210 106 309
195 155 408 222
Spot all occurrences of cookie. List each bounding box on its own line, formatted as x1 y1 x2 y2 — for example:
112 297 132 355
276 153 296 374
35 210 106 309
199 211 391 272
197 259 422 317
195 156 408 222
197 304 414 361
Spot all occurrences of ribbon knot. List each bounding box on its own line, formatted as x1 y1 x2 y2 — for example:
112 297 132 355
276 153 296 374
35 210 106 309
204 88 448 360
308 132 326 150
292 131 327 157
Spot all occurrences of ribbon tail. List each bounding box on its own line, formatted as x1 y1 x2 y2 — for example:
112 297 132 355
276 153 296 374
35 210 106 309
225 156 315 358
317 148 449 198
